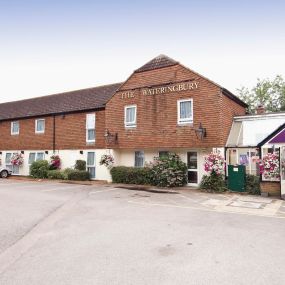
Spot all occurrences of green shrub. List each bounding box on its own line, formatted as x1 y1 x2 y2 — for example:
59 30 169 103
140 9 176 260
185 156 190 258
245 174 260 195
110 166 151 184
30 160 50 179
67 170 90 181
62 168 74 180
75 160 86 171
199 172 227 192
47 170 64 180
148 153 187 187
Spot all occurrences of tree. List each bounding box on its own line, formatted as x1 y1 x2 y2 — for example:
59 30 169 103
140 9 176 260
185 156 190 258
237 75 285 114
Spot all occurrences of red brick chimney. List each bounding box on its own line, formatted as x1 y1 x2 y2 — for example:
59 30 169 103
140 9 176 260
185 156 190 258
256 104 266 115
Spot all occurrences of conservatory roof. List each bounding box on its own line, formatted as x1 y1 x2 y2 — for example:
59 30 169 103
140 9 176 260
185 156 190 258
226 113 285 147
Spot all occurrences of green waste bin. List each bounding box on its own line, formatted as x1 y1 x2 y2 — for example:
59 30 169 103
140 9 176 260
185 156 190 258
228 165 246 192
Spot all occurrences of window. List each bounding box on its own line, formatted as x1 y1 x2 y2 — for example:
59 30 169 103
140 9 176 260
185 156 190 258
177 99 193 124
5 153 19 174
5 153 12 168
11 121 19 135
35 119 45 133
86 114 96 142
124 105 137 128
135 151 144 167
159 151 169 159
28 152 45 164
87 152 96 179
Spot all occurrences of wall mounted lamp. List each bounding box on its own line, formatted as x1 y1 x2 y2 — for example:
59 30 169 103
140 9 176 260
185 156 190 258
195 123 206 140
104 129 118 144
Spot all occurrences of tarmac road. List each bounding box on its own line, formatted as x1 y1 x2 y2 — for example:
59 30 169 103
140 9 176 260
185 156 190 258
0 179 284 285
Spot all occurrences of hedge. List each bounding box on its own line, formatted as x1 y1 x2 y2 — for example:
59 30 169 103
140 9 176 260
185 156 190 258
111 154 187 187
110 166 151 185
75 160 86 171
47 170 64 180
148 153 187 187
245 174 260 195
66 170 90 181
30 160 50 179
199 172 227 192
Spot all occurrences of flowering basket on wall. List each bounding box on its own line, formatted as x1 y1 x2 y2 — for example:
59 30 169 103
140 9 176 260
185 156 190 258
204 152 225 175
50 155 61 170
10 153 24 166
259 153 280 181
100 154 114 169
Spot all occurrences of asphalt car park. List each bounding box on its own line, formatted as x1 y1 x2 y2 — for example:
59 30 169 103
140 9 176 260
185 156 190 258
0 179 285 285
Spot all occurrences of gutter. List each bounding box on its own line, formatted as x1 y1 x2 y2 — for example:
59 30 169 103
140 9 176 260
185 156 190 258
0 107 105 123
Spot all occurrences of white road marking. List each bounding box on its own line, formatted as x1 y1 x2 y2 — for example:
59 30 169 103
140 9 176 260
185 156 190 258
127 200 285 219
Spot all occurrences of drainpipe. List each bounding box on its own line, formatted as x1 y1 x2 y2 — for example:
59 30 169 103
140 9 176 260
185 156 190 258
53 115 56 154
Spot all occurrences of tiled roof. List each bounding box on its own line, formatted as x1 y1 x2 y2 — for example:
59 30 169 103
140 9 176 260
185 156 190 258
135 54 178 73
0 83 121 121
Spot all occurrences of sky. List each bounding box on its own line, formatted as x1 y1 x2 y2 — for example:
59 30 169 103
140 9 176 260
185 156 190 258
0 0 284 103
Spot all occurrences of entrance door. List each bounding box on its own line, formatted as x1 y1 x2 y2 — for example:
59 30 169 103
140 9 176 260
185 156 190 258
281 147 285 198
187 152 198 185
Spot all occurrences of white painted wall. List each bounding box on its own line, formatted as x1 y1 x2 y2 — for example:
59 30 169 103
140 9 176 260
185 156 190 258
0 147 222 184
113 148 215 185
0 149 113 182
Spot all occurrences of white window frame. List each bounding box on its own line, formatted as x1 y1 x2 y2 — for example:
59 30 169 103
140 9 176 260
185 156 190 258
87 151 96 179
134 151 145 167
86 114 96 143
177 99 193 125
5 152 20 175
124 105 137 128
28 152 45 165
35 119 45 134
158 151 169 158
11 121 20 135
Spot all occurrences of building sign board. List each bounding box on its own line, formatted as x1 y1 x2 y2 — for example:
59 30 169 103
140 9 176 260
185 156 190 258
119 81 199 99
141 81 199 96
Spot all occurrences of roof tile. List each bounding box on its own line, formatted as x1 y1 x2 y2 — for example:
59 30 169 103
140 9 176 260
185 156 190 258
135 54 178 73
0 83 121 121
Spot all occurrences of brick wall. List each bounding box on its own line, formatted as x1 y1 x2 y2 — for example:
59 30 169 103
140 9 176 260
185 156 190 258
0 110 106 151
0 64 246 152
219 93 246 145
105 64 246 149
260 181 281 197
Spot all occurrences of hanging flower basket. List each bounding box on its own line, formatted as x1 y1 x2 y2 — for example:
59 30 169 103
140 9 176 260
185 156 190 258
10 153 24 166
100 154 114 169
50 155 61 170
259 153 280 180
204 152 225 175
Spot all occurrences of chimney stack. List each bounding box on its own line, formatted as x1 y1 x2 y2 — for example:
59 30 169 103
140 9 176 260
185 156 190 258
256 104 266 115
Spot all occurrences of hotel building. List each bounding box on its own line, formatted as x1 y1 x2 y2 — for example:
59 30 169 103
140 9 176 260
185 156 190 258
0 55 247 185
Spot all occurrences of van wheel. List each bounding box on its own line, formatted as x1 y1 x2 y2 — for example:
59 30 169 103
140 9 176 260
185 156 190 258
0 170 8 178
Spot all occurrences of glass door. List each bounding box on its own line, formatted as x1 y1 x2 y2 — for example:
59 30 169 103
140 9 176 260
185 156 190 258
187 152 198 185
87 152 96 179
